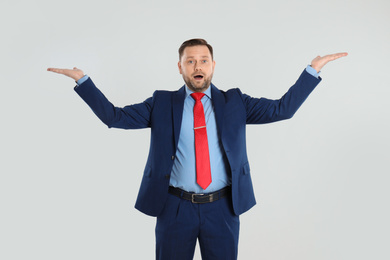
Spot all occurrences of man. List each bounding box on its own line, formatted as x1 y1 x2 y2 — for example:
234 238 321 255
47 39 347 260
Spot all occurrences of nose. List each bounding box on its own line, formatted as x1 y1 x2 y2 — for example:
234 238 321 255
195 61 202 71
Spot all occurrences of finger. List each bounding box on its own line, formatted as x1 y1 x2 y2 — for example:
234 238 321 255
326 52 348 61
47 68 66 74
332 52 348 58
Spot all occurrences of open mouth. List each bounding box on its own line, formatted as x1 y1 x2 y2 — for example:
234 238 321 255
194 75 204 80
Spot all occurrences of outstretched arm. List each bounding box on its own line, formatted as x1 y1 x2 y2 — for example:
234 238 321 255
244 52 349 124
47 67 152 129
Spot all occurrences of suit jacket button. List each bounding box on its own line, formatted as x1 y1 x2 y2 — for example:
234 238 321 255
165 174 170 179
171 155 175 160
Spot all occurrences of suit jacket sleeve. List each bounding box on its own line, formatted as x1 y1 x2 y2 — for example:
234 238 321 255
74 77 153 129
241 69 322 124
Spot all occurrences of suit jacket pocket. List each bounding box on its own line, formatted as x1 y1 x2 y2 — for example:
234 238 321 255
241 162 250 175
143 166 152 178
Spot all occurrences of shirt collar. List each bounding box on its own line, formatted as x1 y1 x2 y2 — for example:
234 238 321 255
184 85 212 100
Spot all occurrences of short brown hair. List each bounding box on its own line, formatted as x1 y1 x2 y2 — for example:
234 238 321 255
178 38 214 60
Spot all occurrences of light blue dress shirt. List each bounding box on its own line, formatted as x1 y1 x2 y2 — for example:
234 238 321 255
169 86 230 193
76 66 320 193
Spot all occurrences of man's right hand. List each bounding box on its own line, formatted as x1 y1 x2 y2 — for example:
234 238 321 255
47 67 85 81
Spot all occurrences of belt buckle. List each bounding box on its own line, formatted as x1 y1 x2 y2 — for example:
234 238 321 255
191 193 204 203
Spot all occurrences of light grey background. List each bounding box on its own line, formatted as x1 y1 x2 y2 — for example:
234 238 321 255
1 0 389 259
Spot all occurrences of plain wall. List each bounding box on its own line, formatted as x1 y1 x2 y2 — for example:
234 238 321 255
1 0 389 259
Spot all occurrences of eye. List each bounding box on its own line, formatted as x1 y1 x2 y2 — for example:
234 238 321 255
202 60 207 63
188 60 194 64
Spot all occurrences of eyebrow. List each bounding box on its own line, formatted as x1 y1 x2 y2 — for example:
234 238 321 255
185 56 211 59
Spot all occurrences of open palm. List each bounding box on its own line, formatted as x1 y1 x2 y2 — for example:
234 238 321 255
311 53 348 72
47 67 85 81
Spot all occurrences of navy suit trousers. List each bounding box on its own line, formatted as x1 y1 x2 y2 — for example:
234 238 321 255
156 193 240 260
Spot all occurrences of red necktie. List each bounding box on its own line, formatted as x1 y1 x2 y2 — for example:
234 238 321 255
191 93 212 190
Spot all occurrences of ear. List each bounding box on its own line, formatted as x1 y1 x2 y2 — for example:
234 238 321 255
178 61 183 74
212 60 216 72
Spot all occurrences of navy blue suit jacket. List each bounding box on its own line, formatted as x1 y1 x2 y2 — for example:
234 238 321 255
75 69 321 216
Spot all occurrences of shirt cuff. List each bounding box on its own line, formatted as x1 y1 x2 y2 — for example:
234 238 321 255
305 65 320 78
76 75 89 86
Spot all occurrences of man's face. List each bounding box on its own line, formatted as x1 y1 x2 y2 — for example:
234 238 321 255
178 45 216 93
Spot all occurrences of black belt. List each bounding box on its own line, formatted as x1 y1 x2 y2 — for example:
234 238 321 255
168 186 230 204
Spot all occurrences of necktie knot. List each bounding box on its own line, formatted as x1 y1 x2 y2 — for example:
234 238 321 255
191 92 205 101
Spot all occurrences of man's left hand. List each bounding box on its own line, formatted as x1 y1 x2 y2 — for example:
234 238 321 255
311 52 348 72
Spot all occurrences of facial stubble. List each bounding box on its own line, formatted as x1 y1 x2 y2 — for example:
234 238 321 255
183 74 213 93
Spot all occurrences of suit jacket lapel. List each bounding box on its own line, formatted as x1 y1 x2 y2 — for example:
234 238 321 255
172 84 225 149
172 86 186 149
211 84 225 139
